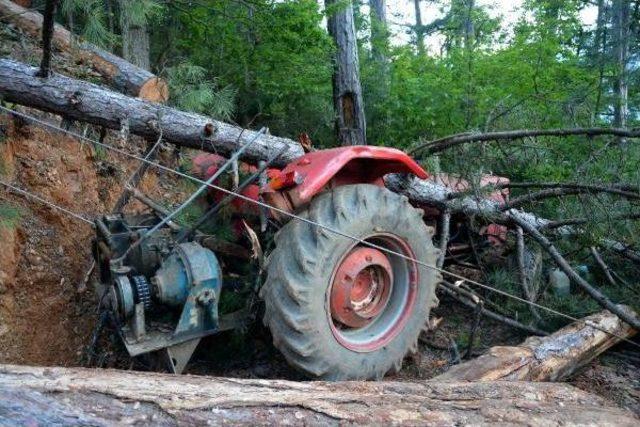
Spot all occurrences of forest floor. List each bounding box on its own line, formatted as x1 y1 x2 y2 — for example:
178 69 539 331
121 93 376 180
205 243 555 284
0 19 638 419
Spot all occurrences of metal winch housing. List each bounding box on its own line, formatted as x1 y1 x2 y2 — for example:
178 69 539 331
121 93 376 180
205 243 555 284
94 214 225 373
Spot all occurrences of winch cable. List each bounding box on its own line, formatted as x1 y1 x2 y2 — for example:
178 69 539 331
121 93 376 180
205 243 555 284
111 126 267 264
2 105 639 350
0 179 95 226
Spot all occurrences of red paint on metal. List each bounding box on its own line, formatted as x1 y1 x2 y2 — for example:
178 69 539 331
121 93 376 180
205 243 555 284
329 235 419 353
330 247 393 328
271 146 428 206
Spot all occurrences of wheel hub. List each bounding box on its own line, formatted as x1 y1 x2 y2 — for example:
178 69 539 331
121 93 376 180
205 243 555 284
330 247 393 328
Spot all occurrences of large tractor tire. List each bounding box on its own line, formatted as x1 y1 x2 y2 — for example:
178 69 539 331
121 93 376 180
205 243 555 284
261 184 440 380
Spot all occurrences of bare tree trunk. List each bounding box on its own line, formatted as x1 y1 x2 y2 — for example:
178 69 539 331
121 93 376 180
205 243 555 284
326 0 367 146
413 0 425 54
369 0 388 61
612 0 630 144
118 0 151 71
1 364 637 425
592 0 608 123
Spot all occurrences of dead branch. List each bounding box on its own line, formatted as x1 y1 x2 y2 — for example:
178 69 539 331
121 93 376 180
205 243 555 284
410 127 640 155
503 187 640 210
516 226 543 324
437 208 451 268
590 246 618 287
540 212 640 231
510 210 640 330
439 282 548 336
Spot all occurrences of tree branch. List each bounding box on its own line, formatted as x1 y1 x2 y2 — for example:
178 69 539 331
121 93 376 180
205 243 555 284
410 128 640 156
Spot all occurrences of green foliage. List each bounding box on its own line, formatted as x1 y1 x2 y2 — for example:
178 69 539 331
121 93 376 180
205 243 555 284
0 202 21 229
119 0 164 27
61 0 116 47
167 63 236 120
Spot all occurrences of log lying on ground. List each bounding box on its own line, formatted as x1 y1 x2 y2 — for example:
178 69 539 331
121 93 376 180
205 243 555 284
1 365 637 426
435 306 638 382
0 0 168 102
0 59 302 166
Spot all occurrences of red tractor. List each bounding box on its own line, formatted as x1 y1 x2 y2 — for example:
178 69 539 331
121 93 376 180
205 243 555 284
95 145 506 380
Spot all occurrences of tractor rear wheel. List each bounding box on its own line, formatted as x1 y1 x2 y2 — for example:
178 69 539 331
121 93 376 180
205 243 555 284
261 184 439 380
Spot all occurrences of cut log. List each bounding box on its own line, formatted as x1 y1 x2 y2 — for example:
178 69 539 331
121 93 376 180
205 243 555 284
0 59 302 167
435 306 638 382
0 364 637 426
0 0 168 102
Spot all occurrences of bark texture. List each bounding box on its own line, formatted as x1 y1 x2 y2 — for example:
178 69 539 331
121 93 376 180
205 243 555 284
0 0 167 101
0 364 637 426
326 0 367 146
0 59 301 167
435 306 638 382
118 0 151 71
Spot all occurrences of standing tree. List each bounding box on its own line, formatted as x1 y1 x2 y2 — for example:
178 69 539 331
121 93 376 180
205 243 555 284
369 0 388 62
612 0 631 143
413 0 425 54
326 0 367 146
117 0 160 71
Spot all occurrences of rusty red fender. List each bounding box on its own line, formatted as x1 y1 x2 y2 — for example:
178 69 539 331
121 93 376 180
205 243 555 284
265 146 428 212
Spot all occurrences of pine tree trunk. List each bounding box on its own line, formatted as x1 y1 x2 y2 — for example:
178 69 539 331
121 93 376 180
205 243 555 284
369 0 388 61
326 0 367 146
413 0 425 54
612 0 630 144
118 0 151 71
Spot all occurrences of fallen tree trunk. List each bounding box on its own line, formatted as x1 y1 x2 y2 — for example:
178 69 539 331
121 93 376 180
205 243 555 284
0 0 168 101
435 306 638 382
0 59 302 167
0 365 637 426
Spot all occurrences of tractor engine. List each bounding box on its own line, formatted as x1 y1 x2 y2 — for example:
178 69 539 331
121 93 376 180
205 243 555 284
93 214 224 373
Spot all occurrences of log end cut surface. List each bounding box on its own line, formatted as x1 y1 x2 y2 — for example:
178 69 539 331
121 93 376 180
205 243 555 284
0 364 637 426
138 77 170 103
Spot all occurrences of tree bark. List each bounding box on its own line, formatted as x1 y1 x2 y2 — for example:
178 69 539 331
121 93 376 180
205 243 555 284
36 0 58 78
435 306 638 382
413 0 425 54
326 0 367 146
118 0 151 71
0 59 301 167
612 0 630 143
0 364 637 426
0 0 168 101
369 0 388 62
